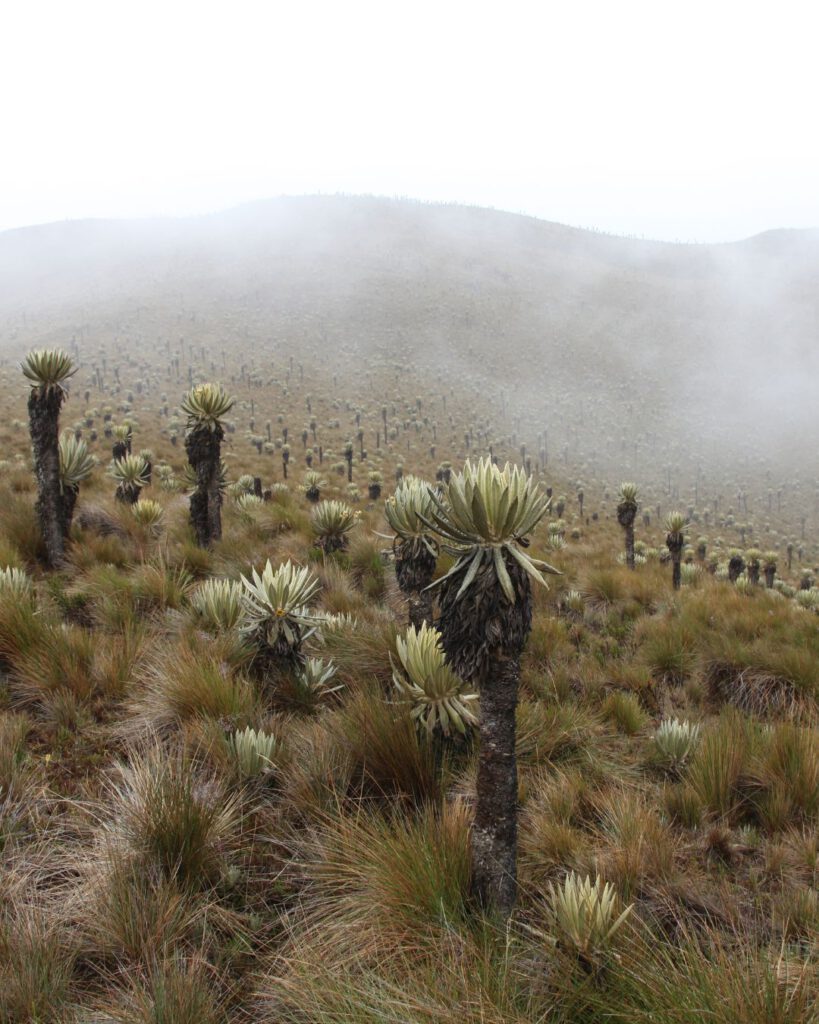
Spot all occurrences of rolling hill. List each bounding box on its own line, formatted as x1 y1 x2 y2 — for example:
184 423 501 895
1 195 817 488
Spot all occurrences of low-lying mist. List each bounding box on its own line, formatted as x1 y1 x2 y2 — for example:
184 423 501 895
0 194 816 504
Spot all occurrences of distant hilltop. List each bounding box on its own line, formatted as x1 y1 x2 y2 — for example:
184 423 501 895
1 194 817 475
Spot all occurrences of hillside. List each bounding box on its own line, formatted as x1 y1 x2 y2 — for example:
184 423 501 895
1 196 817 489
0 200 817 1022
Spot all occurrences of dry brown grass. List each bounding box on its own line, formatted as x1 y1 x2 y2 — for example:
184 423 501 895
0 325 814 1021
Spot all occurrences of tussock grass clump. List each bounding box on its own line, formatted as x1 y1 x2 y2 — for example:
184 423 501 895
0 492 48 563
519 769 592 882
524 613 573 665
593 788 679 891
744 722 819 829
602 690 649 734
0 711 31 794
130 558 194 611
130 641 259 734
335 685 443 804
0 589 44 670
682 586 819 711
685 711 750 819
67 528 132 572
173 536 216 577
66 563 140 630
581 926 818 1024
257 497 311 537
80 848 203 964
683 712 818 831
515 700 595 766
662 781 704 828
582 567 625 607
108 746 240 887
313 560 363 616
99 955 229 1024
278 717 355 820
636 615 698 685
12 622 97 707
347 532 387 600
287 800 471 956
773 885 819 941
259 923 551 1024
0 904 77 1024
316 614 396 690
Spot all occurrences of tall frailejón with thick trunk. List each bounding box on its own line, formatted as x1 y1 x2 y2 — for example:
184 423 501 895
182 383 234 548
665 511 687 590
23 350 77 567
426 458 558 918
617 482 639 570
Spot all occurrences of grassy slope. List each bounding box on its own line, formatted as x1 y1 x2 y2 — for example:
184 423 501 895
0 367 815 1021
0 200 816 1020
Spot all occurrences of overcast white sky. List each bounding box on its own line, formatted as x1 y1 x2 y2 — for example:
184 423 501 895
2 0 818 241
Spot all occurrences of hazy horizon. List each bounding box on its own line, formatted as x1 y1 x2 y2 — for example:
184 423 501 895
3 191 816 491
3 1 818 242
3 191 818 247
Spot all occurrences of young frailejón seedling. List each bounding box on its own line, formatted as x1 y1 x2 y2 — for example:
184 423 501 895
58 431 95 537
392 622 478 739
